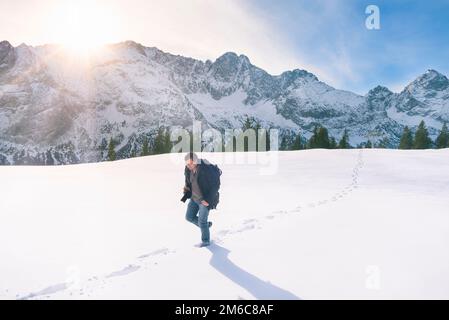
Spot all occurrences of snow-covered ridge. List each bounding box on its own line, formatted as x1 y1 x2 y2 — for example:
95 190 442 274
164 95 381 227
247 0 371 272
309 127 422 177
0 40 448 164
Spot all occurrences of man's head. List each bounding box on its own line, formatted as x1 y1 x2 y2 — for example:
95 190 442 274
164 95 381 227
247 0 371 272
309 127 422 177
185 152 199 170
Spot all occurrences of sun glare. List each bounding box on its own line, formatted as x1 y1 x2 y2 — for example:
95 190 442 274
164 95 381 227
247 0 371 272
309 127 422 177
47 0 120 55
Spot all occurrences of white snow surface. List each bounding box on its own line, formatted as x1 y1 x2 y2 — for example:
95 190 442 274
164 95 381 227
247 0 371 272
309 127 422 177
0 149 448 300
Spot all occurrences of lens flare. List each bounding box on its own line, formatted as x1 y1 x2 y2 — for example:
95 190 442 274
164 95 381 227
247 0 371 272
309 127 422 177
47 0 120 55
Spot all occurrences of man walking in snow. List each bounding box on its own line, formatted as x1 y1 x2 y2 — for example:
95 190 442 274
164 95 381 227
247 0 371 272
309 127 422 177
181 152 221 247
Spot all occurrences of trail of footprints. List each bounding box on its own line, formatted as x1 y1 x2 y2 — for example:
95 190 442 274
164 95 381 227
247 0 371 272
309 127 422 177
17 150 364 300
272 149 364 216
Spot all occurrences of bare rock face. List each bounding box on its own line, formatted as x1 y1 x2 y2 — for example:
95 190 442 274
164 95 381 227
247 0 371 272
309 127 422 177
0 41 16 72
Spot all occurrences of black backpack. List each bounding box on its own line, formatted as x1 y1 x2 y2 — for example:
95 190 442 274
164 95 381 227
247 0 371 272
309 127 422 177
205 163 222 209
208 164 222 190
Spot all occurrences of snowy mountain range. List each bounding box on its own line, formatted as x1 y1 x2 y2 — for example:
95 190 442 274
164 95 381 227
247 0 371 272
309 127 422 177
1 40 448 165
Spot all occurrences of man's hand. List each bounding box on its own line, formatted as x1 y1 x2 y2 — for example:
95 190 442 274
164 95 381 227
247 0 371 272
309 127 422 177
201 200 209 207
183 186 190 193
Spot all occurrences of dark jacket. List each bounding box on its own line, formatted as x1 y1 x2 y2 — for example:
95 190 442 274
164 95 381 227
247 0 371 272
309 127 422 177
181 159 220 210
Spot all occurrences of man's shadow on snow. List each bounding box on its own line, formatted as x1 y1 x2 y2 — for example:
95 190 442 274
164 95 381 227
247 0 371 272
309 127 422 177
206 243 301 300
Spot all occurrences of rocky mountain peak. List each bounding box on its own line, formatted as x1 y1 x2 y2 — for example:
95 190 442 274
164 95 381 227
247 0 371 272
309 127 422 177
0 40 13 50
282 68 317 80
367 85 393 97
209 52 252 83
0 40 16 71
406 69 449 92
213 52 252 69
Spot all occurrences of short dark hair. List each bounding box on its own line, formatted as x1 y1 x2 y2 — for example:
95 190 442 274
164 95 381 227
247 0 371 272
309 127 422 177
184 152 199 162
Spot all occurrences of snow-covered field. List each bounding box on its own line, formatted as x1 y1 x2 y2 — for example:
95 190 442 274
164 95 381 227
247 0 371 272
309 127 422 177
0 149 448 300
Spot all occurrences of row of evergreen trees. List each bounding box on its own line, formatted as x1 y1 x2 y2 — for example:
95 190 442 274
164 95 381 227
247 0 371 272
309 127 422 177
106 116 271 160
106 119 449 161
284 126 352 150
284 120 449 151
399 121 448 149
107 127 172 161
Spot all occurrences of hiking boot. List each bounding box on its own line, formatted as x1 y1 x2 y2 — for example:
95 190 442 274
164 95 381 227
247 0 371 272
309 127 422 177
195 241 211 248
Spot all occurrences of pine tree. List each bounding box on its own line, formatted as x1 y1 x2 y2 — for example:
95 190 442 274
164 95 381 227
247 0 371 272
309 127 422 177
399 126 413 149
308 125 320 149
107 138 116 161
316 126 330 148
365 140 373 149
153 128 164 154
413 121 432 149
338 129 351 149
152 128 172 154
241 115 255 131
98 138 108 160
240 115 264 151
163 128 172 153
292 133 303 150
280 136 288 150
436 122 449 149
141 136 149 156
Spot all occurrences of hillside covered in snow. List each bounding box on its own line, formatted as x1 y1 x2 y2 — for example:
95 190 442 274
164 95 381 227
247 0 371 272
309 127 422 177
0 149 448 299
1 40 449 164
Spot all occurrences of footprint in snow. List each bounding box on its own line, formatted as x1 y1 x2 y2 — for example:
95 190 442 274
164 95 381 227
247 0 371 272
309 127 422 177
19 283 68 300
137 248 170 260
106 265 141 278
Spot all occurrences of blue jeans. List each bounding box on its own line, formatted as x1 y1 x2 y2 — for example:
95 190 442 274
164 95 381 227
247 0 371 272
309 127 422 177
185 199 210 243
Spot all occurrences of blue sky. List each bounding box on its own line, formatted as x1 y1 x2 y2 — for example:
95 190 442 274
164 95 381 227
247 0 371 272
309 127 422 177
246 0 449 94
1 0 448 95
